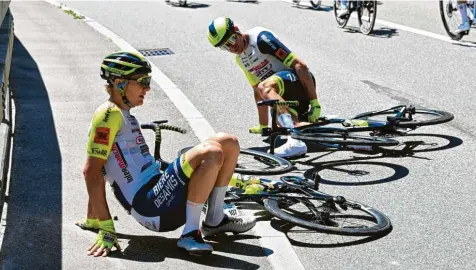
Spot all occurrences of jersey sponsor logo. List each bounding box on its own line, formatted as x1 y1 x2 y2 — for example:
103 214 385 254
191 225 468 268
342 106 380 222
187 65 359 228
152 171 181 209
127 115 138 125
103 107 112 123
136 135 145 144
112 143 133 183
260 34 277 50
91 148 108 157
284 54 294 66
131 128 142 134
249 59 270 73
275 48 288 61
94 127 110 146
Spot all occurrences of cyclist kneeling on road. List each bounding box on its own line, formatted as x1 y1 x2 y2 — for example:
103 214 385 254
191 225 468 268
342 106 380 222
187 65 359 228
78 51 256 257
207 17 322 158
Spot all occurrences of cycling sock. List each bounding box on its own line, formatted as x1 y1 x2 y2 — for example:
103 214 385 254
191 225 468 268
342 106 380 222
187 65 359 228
459 4 469 24
182 200 204 235
204 186 227 226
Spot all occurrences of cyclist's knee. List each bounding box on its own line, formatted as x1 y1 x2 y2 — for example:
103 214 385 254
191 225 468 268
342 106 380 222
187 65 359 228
258 79 279 97
212 132 240 154
200 142 224 167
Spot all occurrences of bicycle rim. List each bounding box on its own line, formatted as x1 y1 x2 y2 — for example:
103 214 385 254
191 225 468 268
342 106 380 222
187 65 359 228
177 147 293 175
291 132 400 146
358 0 377 35
264 196 392 236
334 0 349 28
353 106 454 128
439 0 464 40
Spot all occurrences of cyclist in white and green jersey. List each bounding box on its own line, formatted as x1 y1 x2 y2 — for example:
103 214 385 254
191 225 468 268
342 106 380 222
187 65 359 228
208 17 322 158
79 51 255 257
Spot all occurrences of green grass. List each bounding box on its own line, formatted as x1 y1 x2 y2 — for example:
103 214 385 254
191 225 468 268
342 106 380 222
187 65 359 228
63 9 85 20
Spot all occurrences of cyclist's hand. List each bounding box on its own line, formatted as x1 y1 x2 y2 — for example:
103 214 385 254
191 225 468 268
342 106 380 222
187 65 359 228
308 99 321 123
249 124 268 134
87 219 120 257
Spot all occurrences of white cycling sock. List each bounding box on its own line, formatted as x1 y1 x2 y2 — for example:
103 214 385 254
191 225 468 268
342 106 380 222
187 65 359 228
459 4 469 24
182 200 204 235
204 186 227 226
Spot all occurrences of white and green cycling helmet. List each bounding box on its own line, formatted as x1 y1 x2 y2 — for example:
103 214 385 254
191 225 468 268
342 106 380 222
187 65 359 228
100 51 152 107
208 17 236 47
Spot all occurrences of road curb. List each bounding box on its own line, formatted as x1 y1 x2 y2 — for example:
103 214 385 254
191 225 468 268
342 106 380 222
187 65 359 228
0 8 14 221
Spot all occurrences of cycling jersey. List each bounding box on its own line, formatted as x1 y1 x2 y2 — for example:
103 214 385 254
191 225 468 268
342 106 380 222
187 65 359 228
235 27 297 86
86 101 193 232
87 101 160 209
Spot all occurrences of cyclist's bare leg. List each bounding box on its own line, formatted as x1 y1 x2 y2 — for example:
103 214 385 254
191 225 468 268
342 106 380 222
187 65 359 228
184 141 225 204
206 132 240 187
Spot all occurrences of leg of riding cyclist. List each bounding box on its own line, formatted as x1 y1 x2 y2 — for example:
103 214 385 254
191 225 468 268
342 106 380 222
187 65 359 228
257 74 308 158
456 0 471 34
177 133 256 254
338 0 350 18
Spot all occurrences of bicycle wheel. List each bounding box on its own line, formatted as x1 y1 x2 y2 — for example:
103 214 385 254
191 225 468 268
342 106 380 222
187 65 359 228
439 0 464 40
310 0 322 9
291 132 400 146
263 195 392 236
334 0 349 28
358 0 377 35
353 106 454 129
178 147 293 175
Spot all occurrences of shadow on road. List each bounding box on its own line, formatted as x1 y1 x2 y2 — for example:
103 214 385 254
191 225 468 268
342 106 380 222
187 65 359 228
168 1 210 8
343 26 399 38
0 36 62 268
108 232 269 269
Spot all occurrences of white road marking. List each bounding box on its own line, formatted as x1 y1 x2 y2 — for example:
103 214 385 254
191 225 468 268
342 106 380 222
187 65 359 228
43 0 305 269
281 0 476 48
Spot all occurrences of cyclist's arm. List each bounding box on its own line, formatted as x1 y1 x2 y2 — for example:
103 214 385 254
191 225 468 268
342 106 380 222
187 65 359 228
84 106 122 221
257 31 318 101
236 56 268 125
83 156 110 221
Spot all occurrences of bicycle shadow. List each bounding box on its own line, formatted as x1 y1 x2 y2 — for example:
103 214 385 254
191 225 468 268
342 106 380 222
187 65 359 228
225 0 260 4
270 219 392 248
292 4 333 12
343 26 399 38
168 1 210 8
108 232 268 268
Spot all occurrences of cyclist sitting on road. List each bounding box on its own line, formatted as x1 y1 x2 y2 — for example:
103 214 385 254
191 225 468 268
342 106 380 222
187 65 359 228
207 17 322 158
455 0 476 34
78 51 256 257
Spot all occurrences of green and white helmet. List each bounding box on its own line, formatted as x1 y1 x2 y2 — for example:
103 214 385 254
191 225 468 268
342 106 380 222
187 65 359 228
208 17 235 47
100 51 151 83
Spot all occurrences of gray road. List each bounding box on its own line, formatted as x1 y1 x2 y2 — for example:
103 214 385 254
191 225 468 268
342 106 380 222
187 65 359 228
1 0 475 269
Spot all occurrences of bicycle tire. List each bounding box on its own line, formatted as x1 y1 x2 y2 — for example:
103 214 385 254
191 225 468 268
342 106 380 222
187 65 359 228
310 0 322 9
439 0 464 40
353 106 454 129
334 0 349 28
358 0 377 35
291 132 400 146
177 147 294 175
263 195 392 236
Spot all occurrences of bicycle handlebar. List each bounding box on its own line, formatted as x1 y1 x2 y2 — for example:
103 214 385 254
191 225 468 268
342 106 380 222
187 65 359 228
257 100 300 107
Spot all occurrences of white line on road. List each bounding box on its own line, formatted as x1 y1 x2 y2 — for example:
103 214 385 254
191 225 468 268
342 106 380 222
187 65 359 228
43 0 305 269
281 0 476 48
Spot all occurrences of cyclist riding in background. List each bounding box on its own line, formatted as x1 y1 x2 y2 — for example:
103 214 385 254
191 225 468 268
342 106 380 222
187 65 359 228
207 17 322 158
79 51 255 257
455 0 476 34
337 0 350 18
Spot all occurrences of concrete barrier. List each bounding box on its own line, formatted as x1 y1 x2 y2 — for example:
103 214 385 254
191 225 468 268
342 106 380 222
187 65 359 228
0 5 13 220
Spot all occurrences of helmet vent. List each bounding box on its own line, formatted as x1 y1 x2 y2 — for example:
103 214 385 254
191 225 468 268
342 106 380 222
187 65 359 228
138 48 174 57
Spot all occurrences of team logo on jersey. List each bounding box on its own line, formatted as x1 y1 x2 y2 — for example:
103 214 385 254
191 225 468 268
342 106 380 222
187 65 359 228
136 136 145 144
275 48 288 61
103 107 113 123
91 148 108 157
94 127 110 145
127 115 138 125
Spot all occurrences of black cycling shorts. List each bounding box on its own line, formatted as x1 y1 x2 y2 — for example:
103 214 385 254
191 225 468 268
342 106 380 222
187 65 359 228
269 70 316 120
131 156 191 232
